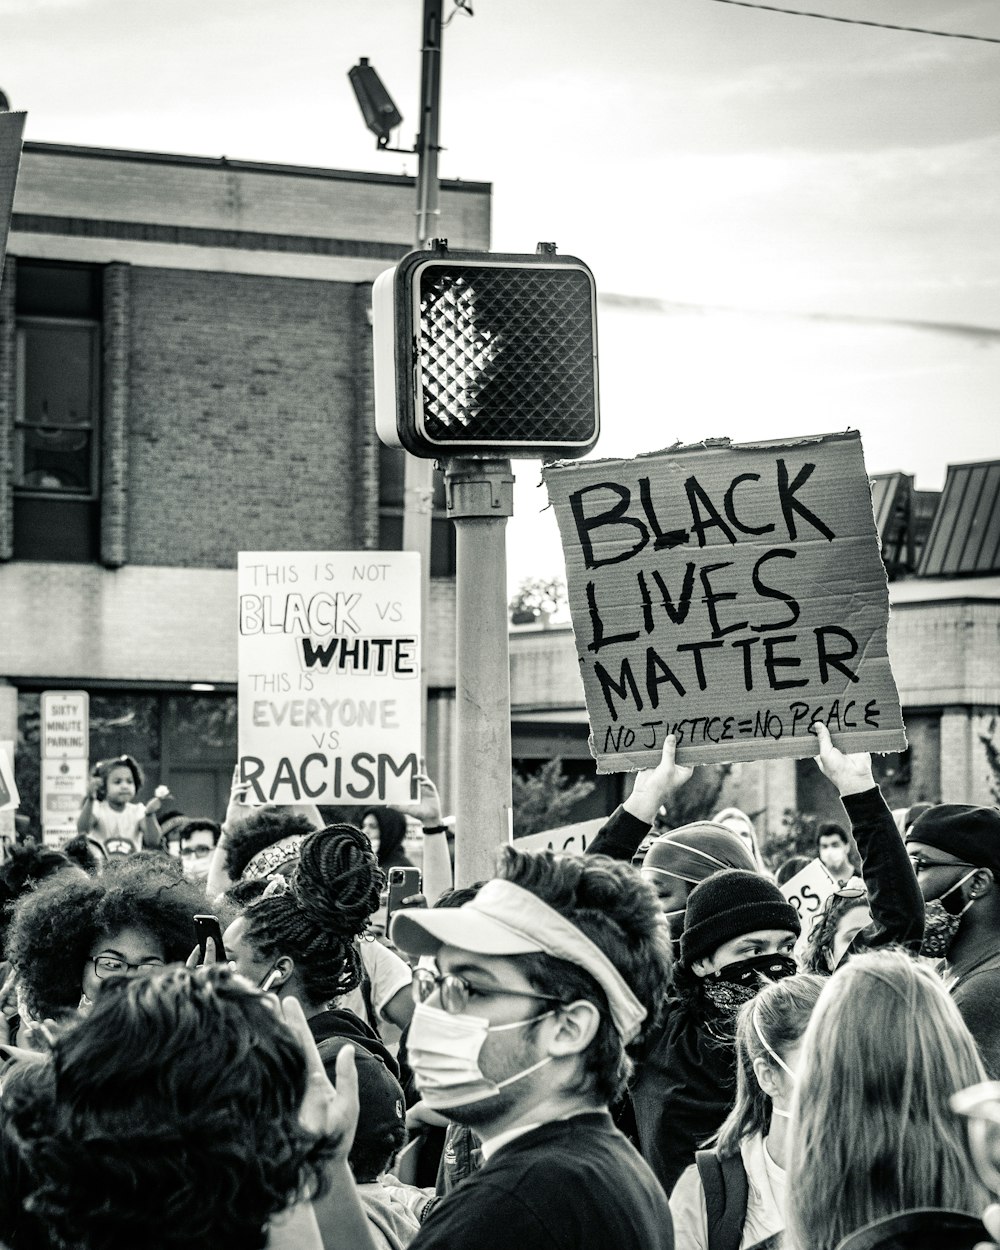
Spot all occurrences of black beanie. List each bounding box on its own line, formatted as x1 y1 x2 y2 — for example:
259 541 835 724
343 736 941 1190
681 869 800 967
905 805 1000 879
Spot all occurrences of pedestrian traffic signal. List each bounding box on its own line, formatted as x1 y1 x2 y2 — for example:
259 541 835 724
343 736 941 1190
373 243 600 459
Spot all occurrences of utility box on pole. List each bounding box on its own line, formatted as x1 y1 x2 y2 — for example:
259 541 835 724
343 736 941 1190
373 242 600 460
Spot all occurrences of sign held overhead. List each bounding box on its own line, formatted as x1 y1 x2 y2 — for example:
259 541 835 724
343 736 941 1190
237 551 422 805
543 431 906 770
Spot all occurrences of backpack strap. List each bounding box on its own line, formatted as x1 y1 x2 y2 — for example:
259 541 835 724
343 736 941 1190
696 1148 750 1250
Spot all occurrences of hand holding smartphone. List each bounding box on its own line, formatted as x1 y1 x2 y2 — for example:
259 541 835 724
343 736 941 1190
193 915 226 964
385 867 422 927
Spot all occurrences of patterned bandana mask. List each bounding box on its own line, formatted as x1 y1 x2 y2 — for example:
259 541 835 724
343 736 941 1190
701 952 797 1037
919 870 978 959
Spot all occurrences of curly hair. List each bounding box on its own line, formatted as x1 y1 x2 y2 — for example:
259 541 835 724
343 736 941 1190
499 846 673 1104
0 840 88 961
224 810 318 881
241 824 384 1006
0 965 334 1250
5 854 209 1021
801 890 872 975
92 754 143 794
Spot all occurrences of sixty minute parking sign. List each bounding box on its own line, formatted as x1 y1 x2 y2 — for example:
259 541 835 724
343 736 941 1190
40 691 90 848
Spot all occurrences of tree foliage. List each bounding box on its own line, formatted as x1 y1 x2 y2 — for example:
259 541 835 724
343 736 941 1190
508 576 567 624
512 757 595 838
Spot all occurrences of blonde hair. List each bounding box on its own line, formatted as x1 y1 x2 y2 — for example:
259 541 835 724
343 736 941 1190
714 974 826 1156
786 949 989 1250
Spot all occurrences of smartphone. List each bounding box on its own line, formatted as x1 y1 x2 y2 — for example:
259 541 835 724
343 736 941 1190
194 914 226 964
386 866 422 926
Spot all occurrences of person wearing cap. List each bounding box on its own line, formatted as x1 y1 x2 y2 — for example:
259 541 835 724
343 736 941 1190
387 845 674 1250
632 867 801 1196
905 800 1000 1076
641 822 757 947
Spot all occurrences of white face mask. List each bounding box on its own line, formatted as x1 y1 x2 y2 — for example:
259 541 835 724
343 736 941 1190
753 1002 797 1121
407 1000 555 1109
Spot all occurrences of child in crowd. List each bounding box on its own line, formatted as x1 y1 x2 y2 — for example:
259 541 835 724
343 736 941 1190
77 755 165 862
670 973 826 1250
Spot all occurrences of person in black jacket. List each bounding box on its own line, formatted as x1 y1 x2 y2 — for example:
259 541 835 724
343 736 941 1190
362 807 416 870
632 869 800 1196
904 801 1000 1076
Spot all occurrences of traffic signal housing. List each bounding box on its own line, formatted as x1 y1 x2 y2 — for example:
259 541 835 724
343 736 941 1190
373 243 600 459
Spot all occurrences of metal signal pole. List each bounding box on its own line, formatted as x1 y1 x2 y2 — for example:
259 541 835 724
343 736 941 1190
403 0 443 761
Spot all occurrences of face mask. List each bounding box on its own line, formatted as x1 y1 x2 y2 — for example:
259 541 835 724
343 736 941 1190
407 1000 555 1109
716 952 797 987
182 859 210 882
701 952 797 1028
703 977 760 1021
920 869 978 959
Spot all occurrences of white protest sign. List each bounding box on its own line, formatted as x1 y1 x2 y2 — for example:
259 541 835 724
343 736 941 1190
0 741 14 845
237 552 421 805
0 743 20 812
780 857 839 958
512 816 605 856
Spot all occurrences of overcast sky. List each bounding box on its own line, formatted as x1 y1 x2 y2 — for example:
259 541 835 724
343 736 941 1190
4 0 998 588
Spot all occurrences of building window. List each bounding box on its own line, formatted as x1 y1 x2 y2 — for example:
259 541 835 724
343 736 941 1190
12 261 102 561
15 320 99 494
378 443 456 577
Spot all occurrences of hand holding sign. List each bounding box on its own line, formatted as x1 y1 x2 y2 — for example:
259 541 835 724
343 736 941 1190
810 721 876 797
623 734 693 824
543 432 905 771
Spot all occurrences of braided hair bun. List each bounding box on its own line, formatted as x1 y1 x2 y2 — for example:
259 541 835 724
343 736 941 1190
242 824 385 1006
291 825 384 938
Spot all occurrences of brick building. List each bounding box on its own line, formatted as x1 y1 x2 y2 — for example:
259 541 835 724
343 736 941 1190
0 141 490 825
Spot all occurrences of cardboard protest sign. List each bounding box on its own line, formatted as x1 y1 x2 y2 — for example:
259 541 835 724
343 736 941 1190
0 112 26 286
543 431 905 770
512 815 604 856
237 552 421 804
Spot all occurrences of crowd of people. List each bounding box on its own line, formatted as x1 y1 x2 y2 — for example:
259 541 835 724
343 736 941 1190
1 727 1000 1250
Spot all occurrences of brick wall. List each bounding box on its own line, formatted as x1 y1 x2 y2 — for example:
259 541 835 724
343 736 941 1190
126 267 377 566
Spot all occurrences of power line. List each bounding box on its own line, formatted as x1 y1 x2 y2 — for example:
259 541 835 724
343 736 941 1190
709 0 1000 43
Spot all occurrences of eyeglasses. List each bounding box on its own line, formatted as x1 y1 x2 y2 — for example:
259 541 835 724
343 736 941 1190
951 1081 1000 1195
908 856 978 873
90 955 166 979
179 845 213 859
833 886 867 900
411 967 565 1015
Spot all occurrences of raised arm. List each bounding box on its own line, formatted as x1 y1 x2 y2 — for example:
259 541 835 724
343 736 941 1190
811 722 924 950
588 734 693 861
